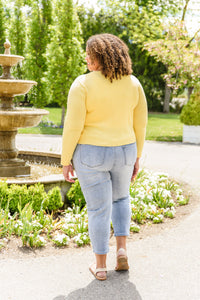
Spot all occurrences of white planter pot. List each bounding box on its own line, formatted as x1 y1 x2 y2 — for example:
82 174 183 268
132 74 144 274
183 125 200 144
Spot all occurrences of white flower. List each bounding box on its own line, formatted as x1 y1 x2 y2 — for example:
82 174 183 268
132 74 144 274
162 190 171 198
159 182 167 187
130 221 140 229
171 207 176 213
73 233 86 245
177 195 184 201
147 194 153 201
140 201 147 208
158 214 164 220
54 233 67 242
37 236 46 243
169 199 175 205
14 221 23 228
62 223 68 229
82 234 88 241
62 223 73 230
73 233 81 240
137 190 146 198
66 207 73 212
142 179 151 187
176 188 183 195
64 213 73 222
149 204 157 212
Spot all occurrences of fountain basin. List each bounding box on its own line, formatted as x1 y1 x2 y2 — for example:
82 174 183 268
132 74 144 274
2 151 71 204
0 79 37 96
0 108 49 130
0 54 24 67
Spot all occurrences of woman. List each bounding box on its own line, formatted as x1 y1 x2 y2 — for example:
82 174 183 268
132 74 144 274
61 33 147 281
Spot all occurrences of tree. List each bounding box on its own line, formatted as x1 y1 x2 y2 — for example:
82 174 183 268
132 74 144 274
25 0 52 107
99 0 183 45
8 0 26 80
0 0 6 54
46 0 86 126
95 0 185 112
77 5 123 48
143 0 200 111
77 4 167 111
144 21 200 103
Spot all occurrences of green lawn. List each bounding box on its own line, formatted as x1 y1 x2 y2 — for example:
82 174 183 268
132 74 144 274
19 108 183 142
18 108 63 135
146 113 183 142
18 126 63 135
43 107 62 125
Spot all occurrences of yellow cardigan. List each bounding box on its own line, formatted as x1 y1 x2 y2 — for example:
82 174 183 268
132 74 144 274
61 71 147 166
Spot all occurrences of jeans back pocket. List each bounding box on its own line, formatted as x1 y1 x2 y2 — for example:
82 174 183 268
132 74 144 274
123 143 137 166
80 145 105 168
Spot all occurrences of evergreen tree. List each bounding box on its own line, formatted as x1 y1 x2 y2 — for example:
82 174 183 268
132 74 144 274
25 0 52 107
46 0 86 125
8 0 26 79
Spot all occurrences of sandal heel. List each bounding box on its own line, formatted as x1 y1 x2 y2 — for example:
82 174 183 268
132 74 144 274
117 256 129 270
115 249 129 271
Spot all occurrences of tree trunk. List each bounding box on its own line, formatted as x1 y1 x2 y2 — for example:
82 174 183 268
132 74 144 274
163 83 171 113
187 87 194 102
61 105 66 127
182 0 190 21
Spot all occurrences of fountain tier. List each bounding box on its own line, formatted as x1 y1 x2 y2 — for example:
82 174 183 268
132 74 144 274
0 109 48 130
0 40 49 177
0 54 24 67
0 79 37 96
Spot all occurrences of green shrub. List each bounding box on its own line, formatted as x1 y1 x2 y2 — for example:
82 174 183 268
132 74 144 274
26 183 48 212
67 180 86 209
0 182 63 214
47 187 63 212
8 183 48 214
180 90 200 125
8 184 29 214
0 181 9 209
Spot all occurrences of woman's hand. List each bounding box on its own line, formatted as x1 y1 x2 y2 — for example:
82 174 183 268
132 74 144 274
63 164 75 183
131 157 140 181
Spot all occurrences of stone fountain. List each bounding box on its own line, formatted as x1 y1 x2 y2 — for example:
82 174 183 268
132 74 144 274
0 40 49 177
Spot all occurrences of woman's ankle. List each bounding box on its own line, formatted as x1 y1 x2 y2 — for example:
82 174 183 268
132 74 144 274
95 253 107 269
116 236 127 251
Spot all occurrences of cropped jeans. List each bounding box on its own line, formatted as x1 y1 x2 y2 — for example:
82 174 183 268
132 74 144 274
73 143 137 255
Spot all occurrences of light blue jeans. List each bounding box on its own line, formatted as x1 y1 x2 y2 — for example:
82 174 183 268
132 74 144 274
73 143 137 255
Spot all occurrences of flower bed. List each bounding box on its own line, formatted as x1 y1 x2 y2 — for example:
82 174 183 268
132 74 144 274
129 170 188 232
0 170 189 249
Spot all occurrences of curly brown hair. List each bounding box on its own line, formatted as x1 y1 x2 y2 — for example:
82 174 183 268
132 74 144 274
86 33 132 82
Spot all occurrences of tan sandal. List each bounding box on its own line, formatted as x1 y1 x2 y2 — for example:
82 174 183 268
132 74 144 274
115 248 129 271
89 263 107 281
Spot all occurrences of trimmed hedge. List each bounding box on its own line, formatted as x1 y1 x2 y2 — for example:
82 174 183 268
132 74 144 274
0 182 63 214
67 179 86 209
180 90 200 125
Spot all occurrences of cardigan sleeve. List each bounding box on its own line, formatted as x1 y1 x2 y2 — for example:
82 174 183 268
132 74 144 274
61 77 86 166
133 82 148 157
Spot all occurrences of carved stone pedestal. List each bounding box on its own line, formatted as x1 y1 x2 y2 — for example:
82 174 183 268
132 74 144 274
0 159 30 177
0 130 30 177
